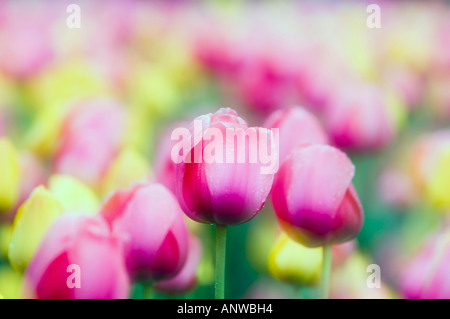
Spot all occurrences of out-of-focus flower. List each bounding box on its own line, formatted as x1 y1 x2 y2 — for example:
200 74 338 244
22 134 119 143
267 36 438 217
325 83 405 152
100 182 188 281
26 60 110 111
0 265 22 299
8 186 63 273
400 231 450 299
176 108 277 225
271 144 363 247
53 98 127 188
427 74 450 120
48 175 99 215
268 233 322 287
0 138 20 212
154 235 202 295
264 107 328 164
409 130 450 210
100 148 150 198
15 152 46 211
377 167 416 209
24 213 129 299
0 7 54 80
330 252 392 299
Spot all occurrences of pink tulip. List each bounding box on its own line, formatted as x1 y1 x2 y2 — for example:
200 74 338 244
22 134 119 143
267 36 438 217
54 98 126 187
154 235 202 295
325 83 395 152
0 5 54 80
175 108 277 225
100 182 188 281
264 107 328 164
400 231 450 299
24 213 129 299
271 144 363 247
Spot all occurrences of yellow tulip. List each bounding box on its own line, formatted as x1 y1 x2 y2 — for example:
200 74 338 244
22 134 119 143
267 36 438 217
0 139 20 212
426 148 450 209
101 148 150 197
8 186 63 273
268 234 322 287
48 175 99 215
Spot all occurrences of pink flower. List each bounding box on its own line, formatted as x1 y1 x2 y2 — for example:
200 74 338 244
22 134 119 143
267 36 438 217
264 107 328 164
0 6 54 80
154 235 202 295
400 231 450 299
271 144 363 247
175 108 277 225
325 83 396 152
53 98 126 187
100 182 188 281
24 213 129 299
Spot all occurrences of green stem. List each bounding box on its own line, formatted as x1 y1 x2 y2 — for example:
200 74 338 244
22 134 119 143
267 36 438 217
144 283 153 299
215 224 227 299
320 244 332 299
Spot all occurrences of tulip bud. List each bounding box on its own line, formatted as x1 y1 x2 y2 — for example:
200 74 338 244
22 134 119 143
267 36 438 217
101 148 150 198
24 213 129 299
264 107 328 164
175 108 277 225
268 234 322 287
48 175 99 215
0 138 20 212
154 235 202 295
271 144 363 247
100 182 188 281
8 186 63 273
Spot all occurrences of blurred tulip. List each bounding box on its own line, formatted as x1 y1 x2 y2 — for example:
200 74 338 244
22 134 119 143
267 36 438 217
8 186 63 273
264 106 328 164
15 152 46 210
53 98 127 188
400 231 450 299
175 108 277 225
325 83 403 152
154 235 202 295
268 234 322 287
0 138 20 212
101 148 151 198
0 7 54 80
409 130 450 210
100 182 188 281
48 175 99 215
377 167 416 209
271 144 363 247
330 252 392 299
24 213 129 299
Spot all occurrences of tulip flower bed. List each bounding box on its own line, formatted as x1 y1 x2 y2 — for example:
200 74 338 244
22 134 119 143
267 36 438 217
0 0 450 300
